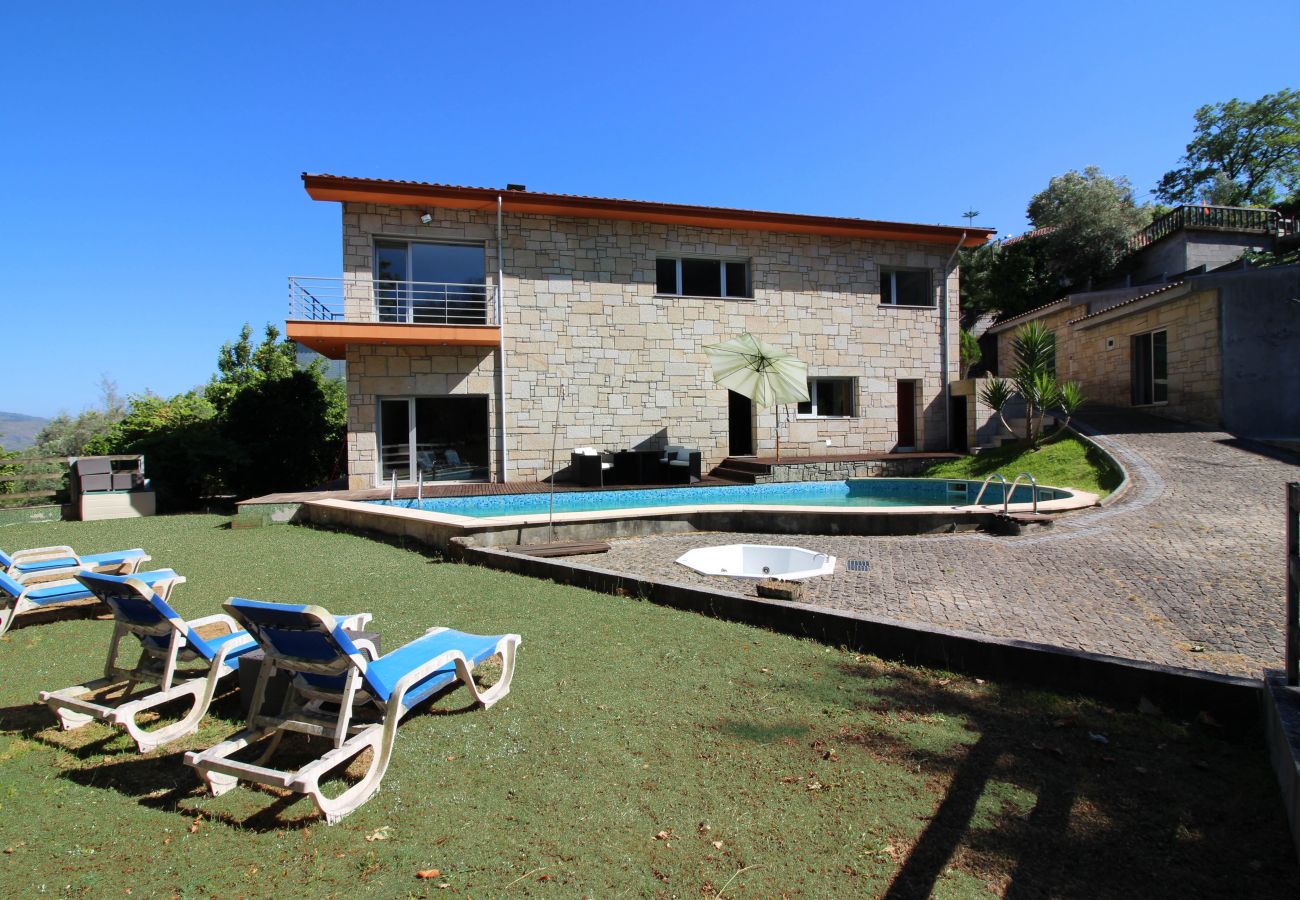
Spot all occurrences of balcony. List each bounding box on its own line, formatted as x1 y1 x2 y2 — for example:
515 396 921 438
1127 205 1295 253
286 276 501 359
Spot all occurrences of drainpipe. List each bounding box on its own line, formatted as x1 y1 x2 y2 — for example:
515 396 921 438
940 231 966 449
496 195 509 482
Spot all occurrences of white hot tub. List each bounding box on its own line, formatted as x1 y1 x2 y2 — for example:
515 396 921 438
675 544 837 580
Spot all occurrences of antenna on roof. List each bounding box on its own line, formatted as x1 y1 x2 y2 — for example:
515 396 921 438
962 208 980 224
506 183 527 191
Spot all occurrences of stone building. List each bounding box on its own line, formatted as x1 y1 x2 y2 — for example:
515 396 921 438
287 175 993 489
988 265 1300 439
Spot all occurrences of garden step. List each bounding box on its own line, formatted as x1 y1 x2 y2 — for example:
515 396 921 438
709 466 759 484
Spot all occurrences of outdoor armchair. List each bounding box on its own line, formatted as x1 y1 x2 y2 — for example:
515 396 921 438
185 599 521 824
659 446 702 484
0 566 174 638
572 447 612 487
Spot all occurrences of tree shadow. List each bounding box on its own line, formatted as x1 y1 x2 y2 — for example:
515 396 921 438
826 663 1295 898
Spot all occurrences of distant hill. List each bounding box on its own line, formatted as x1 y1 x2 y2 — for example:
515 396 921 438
0 412 49 451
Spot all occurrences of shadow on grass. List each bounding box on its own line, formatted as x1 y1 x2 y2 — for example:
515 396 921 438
827 663 1291 899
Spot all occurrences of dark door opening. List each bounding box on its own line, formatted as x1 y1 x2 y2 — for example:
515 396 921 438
897 380 917 449
728 390 754 456
949 394 968 452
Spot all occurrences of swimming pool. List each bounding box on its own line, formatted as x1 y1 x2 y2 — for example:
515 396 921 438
371 478 1072 519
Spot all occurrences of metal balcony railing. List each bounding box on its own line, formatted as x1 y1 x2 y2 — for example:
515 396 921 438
288 276 497 326
1128 205 1284 252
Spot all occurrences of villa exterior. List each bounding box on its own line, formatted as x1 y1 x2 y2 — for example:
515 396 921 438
287 175 993 489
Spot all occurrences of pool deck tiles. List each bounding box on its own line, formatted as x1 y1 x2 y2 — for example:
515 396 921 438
562 410 1298 679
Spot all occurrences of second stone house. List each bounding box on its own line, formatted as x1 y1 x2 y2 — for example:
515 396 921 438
287 175 993 489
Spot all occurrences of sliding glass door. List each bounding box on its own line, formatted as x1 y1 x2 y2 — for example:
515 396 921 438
374 240 487 324
378 396 489 483
1131 330 1168 406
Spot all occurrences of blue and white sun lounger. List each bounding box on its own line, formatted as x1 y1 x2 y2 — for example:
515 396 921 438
185 598 521 824
0 566 177 638
1 545 151 583
40 571 237 751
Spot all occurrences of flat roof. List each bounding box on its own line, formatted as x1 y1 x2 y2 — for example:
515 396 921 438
302 174 995 247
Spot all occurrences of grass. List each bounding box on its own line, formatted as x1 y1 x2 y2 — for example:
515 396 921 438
0 515 1294 896
924 433 1123 498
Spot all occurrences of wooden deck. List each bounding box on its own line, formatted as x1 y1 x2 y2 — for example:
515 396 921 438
244 451 957 506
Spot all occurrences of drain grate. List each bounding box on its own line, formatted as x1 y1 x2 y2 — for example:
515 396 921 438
846 559 871 573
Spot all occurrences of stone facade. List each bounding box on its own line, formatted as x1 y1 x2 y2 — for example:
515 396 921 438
994 287 1222 428
340 203 962 488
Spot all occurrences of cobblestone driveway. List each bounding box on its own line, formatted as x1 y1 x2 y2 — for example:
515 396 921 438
571 411 1298 677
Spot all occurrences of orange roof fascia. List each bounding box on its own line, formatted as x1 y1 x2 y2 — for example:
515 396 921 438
302 175 994 247
286 321 501 360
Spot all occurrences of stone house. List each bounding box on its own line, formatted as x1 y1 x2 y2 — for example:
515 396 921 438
287 175 993 489
988 265 1300 439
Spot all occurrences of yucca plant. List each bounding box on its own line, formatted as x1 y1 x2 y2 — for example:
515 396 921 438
981 322 1084 449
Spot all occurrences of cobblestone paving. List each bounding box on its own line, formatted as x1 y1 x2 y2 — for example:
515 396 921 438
569 411 1299 678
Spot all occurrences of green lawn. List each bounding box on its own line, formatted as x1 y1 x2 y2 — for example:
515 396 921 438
0 515 1293 896
925 434 1123 498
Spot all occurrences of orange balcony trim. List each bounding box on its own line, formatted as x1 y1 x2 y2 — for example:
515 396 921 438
287 320 501 360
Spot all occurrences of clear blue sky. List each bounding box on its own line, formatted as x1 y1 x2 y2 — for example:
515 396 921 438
2 1 1295 419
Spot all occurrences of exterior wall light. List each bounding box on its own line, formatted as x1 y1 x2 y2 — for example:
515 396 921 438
419 212 433 224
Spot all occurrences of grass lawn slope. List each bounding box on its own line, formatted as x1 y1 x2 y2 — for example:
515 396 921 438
925 433 1123 498
0 515 1291 896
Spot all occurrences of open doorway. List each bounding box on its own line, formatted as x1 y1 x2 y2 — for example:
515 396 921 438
897 380 917 450
728 390 754 456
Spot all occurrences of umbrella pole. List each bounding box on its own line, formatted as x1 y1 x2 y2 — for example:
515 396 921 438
775 404 782 463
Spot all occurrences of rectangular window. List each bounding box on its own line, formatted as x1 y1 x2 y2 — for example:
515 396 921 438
797 377 855 417
1131 329 1168 405
373 239 487 324
880 268 933 306
655 257 751 298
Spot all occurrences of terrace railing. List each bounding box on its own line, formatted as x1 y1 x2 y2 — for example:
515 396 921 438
1288 482 1299 685
288 276 497 326
1128 205 1283 252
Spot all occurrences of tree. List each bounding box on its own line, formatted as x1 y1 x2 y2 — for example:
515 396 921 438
32 376 127 456
84 392 225 511
1027 167 1151 290
979 321 1084 449
1156 90 1300 207
205 323 299 415
959 328 982 377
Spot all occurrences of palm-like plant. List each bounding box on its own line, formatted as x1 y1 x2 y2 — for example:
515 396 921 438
981 322 1085 449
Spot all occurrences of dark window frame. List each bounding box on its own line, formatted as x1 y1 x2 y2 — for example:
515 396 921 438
655 256 752 299
880 267 935 307
796 377 856 418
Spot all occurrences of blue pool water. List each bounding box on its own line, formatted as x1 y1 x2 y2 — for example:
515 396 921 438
372 479 1065 519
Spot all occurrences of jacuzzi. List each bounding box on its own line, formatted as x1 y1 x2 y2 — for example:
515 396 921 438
676 544 836 579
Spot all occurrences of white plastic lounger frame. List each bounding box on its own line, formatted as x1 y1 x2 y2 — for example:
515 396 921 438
185 599 521 824
38 571 275 752
0 545 151 584
0 565 163 639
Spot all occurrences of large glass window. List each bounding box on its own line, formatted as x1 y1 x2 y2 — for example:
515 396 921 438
797 377 855 417
656 257 751 298
374 240 486 324
378 396 490 483
881 268 933 307
1131 330 1168 405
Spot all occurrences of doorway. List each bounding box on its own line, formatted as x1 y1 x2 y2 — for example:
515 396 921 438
378 396 490 483
728 390 754 456
897 380 917 450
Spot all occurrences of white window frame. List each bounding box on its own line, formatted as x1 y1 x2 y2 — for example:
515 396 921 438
880 267 935 307
796 377 856 419
655 256 751 299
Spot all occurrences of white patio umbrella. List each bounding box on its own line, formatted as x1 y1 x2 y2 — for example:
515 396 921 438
703 332 810 461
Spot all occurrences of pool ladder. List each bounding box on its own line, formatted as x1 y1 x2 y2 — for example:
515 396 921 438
972 472 1039 514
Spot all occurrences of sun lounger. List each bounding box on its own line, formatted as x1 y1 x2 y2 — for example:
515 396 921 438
185 599 521 824
0 567 177 638
0 545 151 583
39 571 282 751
